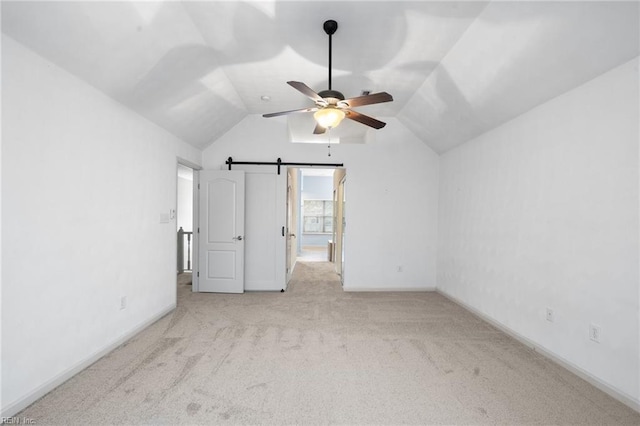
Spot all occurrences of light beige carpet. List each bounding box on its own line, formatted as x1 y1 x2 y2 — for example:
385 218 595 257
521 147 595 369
177 272 192 286
17 262 640 424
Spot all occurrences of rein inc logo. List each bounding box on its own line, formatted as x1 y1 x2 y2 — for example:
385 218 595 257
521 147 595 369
1 418 35 424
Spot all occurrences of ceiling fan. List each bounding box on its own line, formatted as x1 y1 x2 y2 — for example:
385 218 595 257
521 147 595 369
263 19 393 134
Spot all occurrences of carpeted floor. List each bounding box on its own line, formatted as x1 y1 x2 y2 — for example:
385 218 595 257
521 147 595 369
17 262 640 424
177 272 192 286
298 246 330 262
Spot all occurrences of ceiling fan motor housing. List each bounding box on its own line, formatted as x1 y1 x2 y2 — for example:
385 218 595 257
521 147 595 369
318 89 345 105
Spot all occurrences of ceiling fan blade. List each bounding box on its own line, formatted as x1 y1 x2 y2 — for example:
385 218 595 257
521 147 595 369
339 92 393 108
263 107 318 118
345 110 387 129
313 124 326 135
288 81 327 105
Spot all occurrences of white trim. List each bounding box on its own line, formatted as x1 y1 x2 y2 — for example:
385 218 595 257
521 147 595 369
286 259 297 290
175 158 200 293
436 289 640 414
192 170 200 292
1 303 176 419
343 286 436 292
176 157 202 172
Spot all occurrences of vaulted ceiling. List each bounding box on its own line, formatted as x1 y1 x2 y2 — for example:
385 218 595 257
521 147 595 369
3 1 638 153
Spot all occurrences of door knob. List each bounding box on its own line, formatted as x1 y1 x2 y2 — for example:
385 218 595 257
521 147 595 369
233 236 243 241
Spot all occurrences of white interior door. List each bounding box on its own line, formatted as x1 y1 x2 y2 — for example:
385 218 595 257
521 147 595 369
238 166 286 291
198 170 245 293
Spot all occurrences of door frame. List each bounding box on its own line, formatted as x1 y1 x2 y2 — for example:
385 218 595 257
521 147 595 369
288 167 345 268
176 158 201 292
339 175 346 284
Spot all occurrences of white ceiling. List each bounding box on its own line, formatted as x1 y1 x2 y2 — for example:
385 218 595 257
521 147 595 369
2 1 638 153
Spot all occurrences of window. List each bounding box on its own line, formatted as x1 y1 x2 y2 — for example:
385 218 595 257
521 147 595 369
303 200 333 233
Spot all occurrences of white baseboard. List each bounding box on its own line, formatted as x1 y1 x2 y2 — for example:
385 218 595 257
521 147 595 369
343 286 436 292
1 303 176 419
436 289 640 414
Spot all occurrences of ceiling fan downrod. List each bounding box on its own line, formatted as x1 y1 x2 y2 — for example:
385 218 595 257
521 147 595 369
323 20 338 91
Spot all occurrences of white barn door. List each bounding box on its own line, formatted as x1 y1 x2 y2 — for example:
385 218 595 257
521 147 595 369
238 166 287 291
198 170 245 293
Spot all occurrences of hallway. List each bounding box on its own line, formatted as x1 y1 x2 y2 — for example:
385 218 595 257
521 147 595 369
296 246 331 262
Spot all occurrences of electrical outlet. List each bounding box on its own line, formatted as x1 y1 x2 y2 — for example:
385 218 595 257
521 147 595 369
589 323 601 343
396 265 403 273
120 296 127 310
546 307 554 322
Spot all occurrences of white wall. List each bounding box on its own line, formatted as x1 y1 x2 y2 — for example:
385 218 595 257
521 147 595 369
438 58 639 405
202 114 439 291
1 36 201 415
301 175 334 200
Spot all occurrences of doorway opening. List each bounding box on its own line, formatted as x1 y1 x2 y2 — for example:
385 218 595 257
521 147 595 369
286 167 347 284
176 163 195 291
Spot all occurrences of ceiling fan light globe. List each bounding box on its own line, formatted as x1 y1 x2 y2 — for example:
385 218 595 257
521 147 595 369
314 107 345 129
